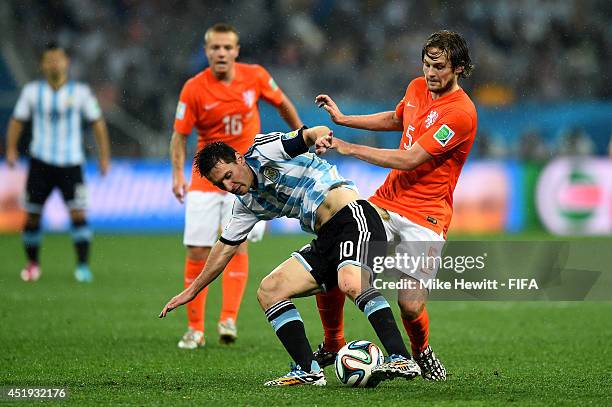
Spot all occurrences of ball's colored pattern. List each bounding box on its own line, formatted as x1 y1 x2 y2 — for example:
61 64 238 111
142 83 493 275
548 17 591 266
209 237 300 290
334 340 384 387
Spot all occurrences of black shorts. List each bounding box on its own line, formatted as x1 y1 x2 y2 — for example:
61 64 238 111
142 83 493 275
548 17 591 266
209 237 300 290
24 158 86 214
292 200 387 291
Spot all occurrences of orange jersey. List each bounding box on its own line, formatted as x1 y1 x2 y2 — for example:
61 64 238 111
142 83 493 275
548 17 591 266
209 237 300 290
174 63 285 192
369 77 478 237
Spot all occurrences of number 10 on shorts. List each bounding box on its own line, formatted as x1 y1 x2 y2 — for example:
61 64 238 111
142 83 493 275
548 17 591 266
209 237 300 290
340 241 354 259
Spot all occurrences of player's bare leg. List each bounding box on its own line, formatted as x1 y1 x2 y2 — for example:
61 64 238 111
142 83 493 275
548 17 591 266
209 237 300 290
259 257 325 386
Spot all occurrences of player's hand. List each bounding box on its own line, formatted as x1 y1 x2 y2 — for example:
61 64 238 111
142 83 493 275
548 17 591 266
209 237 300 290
315 132 351 156
315 131 334 155
330 136 351 156
159 289 195 318
315 94 345 125
99 158 110 176
6 149 18 168
172 173 188 203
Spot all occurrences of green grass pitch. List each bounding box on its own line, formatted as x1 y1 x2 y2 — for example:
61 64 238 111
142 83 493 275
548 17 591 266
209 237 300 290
1 233 611 406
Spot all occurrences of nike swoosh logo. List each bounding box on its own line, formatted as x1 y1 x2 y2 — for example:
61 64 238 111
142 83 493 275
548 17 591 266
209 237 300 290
204 102 221 110
406 101 416 108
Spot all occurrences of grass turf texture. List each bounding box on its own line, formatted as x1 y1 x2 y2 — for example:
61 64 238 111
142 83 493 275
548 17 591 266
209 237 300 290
1 233 611 406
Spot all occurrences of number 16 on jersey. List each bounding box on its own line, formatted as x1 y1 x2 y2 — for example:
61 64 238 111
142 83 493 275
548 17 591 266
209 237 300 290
223 114 243 136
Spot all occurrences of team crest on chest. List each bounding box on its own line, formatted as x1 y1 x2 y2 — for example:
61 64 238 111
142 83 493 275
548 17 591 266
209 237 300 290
262 166 280 183
425 110 439 129
243 90 255 108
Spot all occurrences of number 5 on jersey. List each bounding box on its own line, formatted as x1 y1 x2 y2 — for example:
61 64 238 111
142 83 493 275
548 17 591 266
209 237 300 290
223 114 243 136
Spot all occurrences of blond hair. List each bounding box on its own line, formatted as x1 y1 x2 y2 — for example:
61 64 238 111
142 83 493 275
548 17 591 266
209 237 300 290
204 23 239 45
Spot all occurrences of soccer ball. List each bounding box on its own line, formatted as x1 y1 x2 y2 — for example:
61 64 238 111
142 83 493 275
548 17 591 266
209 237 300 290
334 340 384 387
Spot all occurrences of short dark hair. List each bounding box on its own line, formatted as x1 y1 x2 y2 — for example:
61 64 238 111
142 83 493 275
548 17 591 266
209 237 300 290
41 42 66 58
194 141 238 178
204 23 239 45
422 30 474 78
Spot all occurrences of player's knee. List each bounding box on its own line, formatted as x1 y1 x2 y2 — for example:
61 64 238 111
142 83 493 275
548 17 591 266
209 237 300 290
337 266 363 301
257 273 284 308
256 286 267 307
71 217 88 228
25 213 41 230
69 210 86 224
236 240 249 255
398 299 425 320
337 279 361 300
186 246 211 261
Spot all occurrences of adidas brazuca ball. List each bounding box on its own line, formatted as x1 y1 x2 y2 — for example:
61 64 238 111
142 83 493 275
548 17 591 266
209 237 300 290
334 340 384 387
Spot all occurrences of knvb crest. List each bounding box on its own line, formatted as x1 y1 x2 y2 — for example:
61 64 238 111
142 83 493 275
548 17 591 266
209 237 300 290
243 90 255 108
425 110 439 129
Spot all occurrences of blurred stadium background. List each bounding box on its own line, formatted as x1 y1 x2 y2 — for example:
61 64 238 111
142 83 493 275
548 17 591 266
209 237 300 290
2 1 612 405
0 0 611 237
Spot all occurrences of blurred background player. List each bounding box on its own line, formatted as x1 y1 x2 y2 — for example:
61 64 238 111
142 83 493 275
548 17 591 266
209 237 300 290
170 23 302 349
4 42 110 283
314 30 477 381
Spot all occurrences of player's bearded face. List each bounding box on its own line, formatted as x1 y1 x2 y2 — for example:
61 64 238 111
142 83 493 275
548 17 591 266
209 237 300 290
208 156 252 195
422 48 457 95
205 32 240 77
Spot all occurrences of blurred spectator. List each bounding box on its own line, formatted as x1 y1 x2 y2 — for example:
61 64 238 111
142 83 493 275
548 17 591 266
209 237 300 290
517 130 551 162
6 0 611 156
557 127 596 156
471 130 509 159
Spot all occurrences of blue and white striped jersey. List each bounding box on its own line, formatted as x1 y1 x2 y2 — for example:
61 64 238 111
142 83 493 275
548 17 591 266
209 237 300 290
220 131 358 243
13 80 102 166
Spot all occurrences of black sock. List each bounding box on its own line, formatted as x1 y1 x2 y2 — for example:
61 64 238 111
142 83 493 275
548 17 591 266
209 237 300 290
355 287 410 358
71 219 92 265
265 300 318 371
74 241 89 264
23 225 42 263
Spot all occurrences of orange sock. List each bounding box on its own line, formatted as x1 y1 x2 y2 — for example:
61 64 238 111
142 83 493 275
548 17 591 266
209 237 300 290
402 307 430 355
220 252 248 322
316 286 346 352
185 257 208 333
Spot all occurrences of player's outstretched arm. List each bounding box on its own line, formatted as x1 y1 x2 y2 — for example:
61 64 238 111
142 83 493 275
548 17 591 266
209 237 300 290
92 119 111 176
5 118 25 167
170 131 189 203
315 94 402 131
321 136 432 171
276 94 303 130
302 126 333 148
159 240 238 318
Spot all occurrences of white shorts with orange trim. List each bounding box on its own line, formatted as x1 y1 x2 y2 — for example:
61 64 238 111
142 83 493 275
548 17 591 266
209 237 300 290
183 191 265 247
376 205 446 283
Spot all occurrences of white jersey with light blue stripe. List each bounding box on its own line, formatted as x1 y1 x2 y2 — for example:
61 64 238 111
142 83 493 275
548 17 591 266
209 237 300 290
13 80 102 166
221 131 358 243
